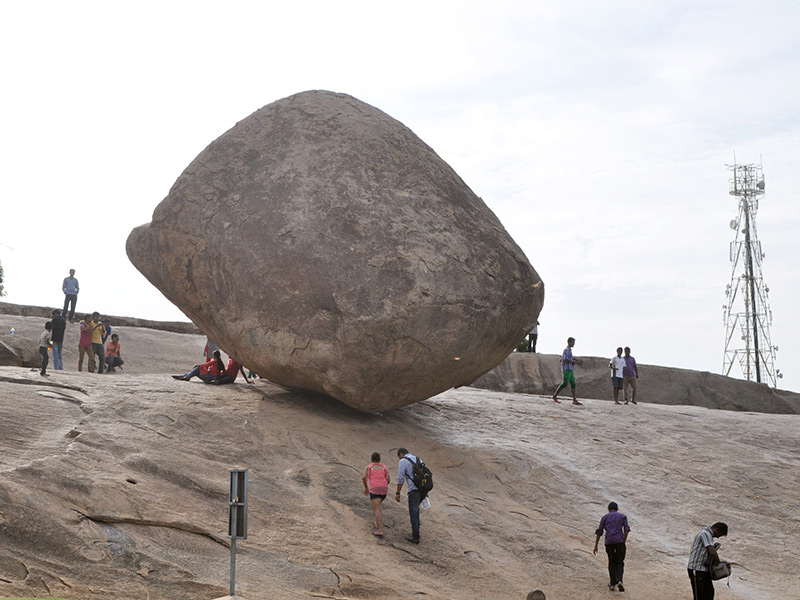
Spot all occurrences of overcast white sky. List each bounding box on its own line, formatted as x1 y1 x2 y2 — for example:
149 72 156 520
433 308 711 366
2 1 798 392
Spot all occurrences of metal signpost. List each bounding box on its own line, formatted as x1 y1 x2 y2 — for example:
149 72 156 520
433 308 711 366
229 469 248 597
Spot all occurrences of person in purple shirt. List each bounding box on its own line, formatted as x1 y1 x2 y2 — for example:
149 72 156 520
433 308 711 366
593 501 631 592
623 347 639 404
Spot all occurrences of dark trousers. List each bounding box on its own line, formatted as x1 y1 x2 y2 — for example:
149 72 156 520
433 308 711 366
688 569 714 600
39 347 49 374
92 343 105 373
605 543 626 585
528 333 537 352
63 294 78 321
407 489 421 539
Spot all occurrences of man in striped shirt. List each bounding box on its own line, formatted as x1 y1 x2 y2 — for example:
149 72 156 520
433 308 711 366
688 522 728 599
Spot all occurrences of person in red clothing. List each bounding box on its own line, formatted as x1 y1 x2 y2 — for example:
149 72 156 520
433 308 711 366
173 351 225 383
78 315 95 372
104 333 124 373
210 357 250 385
362 451 391 538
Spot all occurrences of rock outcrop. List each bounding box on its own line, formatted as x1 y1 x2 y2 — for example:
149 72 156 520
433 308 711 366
472 352 800 414
127 90 543 411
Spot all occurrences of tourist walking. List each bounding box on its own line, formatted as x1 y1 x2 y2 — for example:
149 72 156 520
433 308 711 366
395 447 422 544
362 452 390 538
593 501 631 592
552 337 582 405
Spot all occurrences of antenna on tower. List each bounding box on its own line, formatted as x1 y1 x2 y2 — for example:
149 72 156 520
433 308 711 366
722 159 781 387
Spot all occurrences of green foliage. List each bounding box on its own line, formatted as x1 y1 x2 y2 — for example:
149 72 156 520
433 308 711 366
515 339 529 353
0 259 5 296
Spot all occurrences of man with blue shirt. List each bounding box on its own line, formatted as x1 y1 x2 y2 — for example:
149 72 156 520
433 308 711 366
62 269 80 322
552 337 583 405
593 501 631 592
395 447 421 544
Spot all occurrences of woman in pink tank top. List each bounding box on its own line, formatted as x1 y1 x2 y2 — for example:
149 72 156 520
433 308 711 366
362 452 391 538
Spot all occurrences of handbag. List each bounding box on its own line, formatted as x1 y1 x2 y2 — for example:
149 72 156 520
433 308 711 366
709 560 731 581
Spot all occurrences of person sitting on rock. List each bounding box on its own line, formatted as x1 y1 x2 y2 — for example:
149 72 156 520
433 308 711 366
210 357 250 385
173 350 225 382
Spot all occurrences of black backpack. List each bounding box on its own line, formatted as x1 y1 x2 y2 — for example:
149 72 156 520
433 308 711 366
404 456 433 499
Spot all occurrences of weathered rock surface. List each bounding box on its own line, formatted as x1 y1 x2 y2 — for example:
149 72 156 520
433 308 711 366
1 319 799 600
126 90 543 412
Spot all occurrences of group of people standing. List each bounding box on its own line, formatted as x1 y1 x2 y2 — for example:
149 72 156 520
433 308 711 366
38 307 122 376
35 269 122 376
593 501 729 598
551 337 640 406
608 346 639 404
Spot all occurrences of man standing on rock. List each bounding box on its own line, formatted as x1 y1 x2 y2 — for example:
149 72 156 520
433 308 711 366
89 312 106 374
527 321 539 352
623 347 639 404
552 337 582 405
609 347 626 405
50 309 67 371
62 269 79 322
593 501 630 592
688 522 728 600
395 447 421 544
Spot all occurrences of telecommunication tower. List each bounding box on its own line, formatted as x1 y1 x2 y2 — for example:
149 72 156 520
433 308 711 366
722 161 781 387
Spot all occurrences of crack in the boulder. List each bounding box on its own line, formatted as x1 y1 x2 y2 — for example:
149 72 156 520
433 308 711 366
74 510 229 547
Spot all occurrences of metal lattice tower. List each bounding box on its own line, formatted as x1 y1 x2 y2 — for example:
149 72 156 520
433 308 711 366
722 162 781 387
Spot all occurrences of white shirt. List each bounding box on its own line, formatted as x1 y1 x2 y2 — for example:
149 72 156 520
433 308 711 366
610 356 626 378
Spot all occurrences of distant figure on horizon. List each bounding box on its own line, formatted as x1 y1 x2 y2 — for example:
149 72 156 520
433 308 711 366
105 333 124 373
78 314 95 372
362 452 390 539
609 347 626 405
528 321 539 353
50 309 67 371
623 347 639 404
39 321 52 377
173 350 225 382
552 337 582 405
593 501 630 592
688 522 728 600
62 269 79 322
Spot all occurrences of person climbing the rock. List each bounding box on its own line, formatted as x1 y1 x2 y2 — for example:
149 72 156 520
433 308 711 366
362 452 390 539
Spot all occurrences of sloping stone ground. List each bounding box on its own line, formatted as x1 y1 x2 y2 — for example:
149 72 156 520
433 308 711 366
0 314 798 599
0 370 799 599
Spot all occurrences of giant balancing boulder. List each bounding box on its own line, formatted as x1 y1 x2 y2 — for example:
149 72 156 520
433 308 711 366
126 90 543 412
